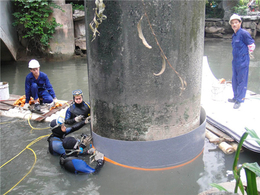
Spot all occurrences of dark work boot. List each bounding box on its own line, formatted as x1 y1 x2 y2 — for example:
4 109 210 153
228 98 236 103
233 101 241 109
34 103 41 111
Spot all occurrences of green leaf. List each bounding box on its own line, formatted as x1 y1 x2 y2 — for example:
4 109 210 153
244 168 258 195
210 183 228 192
243 162 260 177
246 128 260 145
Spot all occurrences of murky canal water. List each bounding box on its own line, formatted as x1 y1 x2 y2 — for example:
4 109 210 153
1 39 260 195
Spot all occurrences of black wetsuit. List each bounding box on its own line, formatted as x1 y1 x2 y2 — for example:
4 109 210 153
65 101 90 125
47 121 85 155
60 154 104 174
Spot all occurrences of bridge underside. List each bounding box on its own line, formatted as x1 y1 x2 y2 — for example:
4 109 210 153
1 39 15 62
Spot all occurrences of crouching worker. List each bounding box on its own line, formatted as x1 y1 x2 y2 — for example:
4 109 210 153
47 116 90 156
24 59 57 112
60 136 104 174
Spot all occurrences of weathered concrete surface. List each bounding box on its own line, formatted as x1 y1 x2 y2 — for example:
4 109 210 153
49 3 75 59
73 11 86 50
222 0 240 20
0 1 20 61
86 0 205 141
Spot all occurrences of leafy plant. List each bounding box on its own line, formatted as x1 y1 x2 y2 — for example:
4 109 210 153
232 0 260 15
12 0 63 55
205 0 224 18
211 128 260 195
70 2 85 11
232 5 248 16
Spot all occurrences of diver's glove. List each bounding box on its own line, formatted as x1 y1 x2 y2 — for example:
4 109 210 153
75 115 84 122
95 151 104 166
85 116 91 124
95 151 104 161
87 148 96 155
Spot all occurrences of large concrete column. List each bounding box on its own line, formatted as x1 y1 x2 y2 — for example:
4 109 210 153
86 0 205 141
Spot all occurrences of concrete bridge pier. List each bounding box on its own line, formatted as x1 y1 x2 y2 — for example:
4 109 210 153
85 0 206 167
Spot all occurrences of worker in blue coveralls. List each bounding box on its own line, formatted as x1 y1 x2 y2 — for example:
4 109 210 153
65 89 90 125
60 136 104 174
228 14 255 109
24 59 57 112
47 116 90 156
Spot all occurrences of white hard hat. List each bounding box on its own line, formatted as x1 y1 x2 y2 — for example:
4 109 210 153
229 14 242 25
28 59 40 68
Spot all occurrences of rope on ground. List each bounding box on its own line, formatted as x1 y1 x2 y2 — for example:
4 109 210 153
0 134 51 195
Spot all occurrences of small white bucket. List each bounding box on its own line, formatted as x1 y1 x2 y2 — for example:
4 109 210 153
0 82 10 100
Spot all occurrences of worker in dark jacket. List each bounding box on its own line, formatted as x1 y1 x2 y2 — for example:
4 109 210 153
65 89 90 125
47 116 90 156
24 59 57 112
228 14 255 109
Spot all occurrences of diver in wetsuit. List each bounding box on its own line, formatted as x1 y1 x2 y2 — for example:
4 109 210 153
47 117 104 174
65 89 91 125
47 116 90 156
60 137 104 174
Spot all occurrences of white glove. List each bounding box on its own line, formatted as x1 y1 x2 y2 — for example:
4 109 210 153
53 98 58 103
23 103 29 110
85 116 91 124
248 43 255 53
87 148 95 155
95 151 104 161
75 115 84 122
248 43 255 59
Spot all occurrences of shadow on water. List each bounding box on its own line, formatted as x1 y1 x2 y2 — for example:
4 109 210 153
1 39 260 194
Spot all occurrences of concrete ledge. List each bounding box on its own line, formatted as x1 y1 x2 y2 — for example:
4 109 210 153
92 107 206 168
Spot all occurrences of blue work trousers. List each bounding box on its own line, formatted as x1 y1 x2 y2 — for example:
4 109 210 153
31 83 53 103
232 62 249 103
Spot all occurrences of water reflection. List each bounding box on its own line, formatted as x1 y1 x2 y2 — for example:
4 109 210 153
1 39 260 194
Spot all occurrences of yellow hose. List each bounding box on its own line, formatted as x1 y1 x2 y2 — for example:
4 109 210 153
0 134 51 194
27 114 49 130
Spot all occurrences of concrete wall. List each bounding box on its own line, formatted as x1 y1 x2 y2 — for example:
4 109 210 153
0 1 20 61
205 15 260 38
49 3 75 59
222 0 240 20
